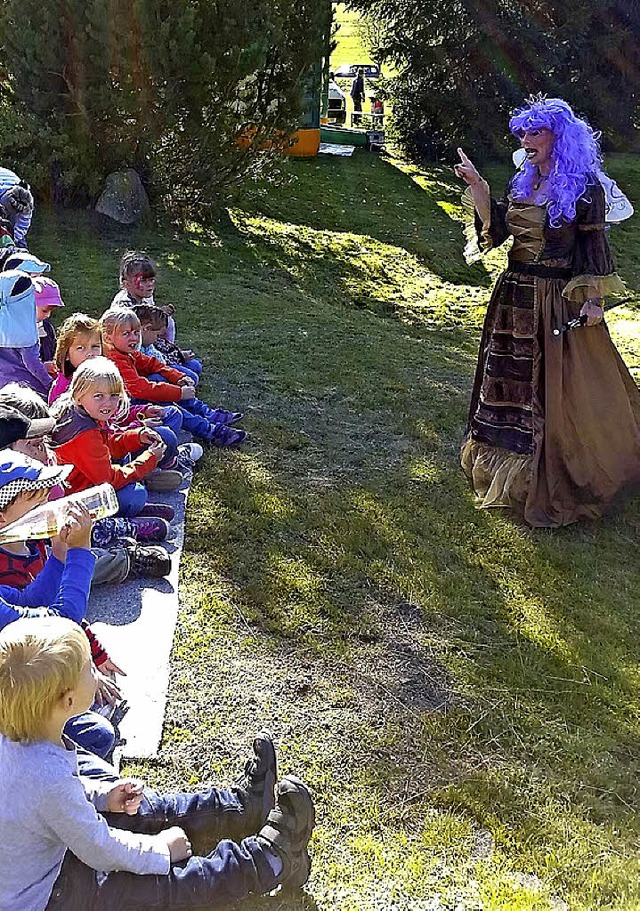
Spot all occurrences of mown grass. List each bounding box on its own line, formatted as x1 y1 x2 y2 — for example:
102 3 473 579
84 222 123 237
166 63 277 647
32 148 640 911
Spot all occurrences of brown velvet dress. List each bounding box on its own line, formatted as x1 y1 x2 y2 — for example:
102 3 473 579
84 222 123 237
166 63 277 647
462 180 640 527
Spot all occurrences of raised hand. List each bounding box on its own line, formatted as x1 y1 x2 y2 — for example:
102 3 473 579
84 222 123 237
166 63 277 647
454 148 483 187
58 503 93 550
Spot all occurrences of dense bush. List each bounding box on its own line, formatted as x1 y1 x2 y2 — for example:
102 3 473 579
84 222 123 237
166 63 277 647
347 0 640 164
0 0 330 217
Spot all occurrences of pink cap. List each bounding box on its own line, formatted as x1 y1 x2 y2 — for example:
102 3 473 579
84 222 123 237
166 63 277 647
33 276 64 308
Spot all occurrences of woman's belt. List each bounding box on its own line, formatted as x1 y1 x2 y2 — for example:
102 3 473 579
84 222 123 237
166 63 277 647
506 261 572 279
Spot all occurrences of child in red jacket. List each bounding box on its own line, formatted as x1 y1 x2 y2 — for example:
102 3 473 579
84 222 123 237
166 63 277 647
100 307 246 447
50 357 173 518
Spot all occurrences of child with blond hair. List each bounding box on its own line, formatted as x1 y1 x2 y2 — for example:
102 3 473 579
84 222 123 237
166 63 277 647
101 307 245 446
0 615 315 910
50 357 175 523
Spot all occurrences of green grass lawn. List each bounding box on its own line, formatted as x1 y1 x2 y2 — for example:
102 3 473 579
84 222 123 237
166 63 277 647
33 148 640 911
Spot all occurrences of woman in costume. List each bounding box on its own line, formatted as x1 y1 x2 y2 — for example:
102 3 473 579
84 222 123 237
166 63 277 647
455 96 640 527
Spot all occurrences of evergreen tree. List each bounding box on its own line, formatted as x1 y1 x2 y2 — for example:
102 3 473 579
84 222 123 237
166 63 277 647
347 0 640 162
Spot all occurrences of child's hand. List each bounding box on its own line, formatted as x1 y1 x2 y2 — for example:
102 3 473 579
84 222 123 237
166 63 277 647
94 668 121 707
107 779 145 815
44 361 58 378
177 375 195 387
140 427 163 446
180 386 196 401
159 826 193 863
162 303 176 317
58 504 93 550
180 349 194 360
98 657 126 677
142 404 165 425
149 438 167 460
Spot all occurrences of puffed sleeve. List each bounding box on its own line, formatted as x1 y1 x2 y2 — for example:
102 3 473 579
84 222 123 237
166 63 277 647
563 181 625 303
462 184 511 264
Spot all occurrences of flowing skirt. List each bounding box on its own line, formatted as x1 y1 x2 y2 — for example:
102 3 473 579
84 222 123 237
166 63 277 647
462 271 640 526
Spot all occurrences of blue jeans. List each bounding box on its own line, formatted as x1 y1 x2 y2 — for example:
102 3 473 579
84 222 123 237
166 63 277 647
176 405 213 439
142 378 212 439
142 424 178 468
46 761 282 910
160 404 184 436
116 482 148 517
184 357 202 377
174 363 200 385
64 711 116 760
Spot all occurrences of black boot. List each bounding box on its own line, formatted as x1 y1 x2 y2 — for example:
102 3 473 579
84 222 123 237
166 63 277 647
232 730 277 834
256 776 315 889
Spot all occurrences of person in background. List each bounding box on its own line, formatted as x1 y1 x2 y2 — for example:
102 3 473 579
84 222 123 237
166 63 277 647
101 308 246 447
350 67 365 125
111 250 177 344
49 312 103 404
134 302 202 385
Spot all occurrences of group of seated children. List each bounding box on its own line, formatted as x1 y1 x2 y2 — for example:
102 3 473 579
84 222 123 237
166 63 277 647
0 177 315 908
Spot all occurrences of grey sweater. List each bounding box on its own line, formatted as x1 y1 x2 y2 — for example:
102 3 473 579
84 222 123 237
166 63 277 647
0 735 170 911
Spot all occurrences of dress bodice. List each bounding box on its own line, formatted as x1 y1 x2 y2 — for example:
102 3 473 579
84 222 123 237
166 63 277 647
507 203 546 263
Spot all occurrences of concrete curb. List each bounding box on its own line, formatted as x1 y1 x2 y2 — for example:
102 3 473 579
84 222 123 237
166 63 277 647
85 483 190 760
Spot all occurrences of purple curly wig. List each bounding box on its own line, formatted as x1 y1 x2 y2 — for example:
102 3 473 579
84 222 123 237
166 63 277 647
509 97 602 226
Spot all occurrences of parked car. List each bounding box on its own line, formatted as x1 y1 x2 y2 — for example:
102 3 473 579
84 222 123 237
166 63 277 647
327 77 347 124
334 63 381 82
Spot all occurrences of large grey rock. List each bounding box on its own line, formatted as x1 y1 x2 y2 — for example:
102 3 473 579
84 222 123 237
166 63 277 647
95 169 151 225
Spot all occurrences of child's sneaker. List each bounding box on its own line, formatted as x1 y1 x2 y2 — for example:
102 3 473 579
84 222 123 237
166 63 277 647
145 468 184 492
205 424 247 447
91 516 136 549
256 776 315 889
206 409 244 425
129 516 170 542
178 442 204 463
233 731 278 832
138 503 176 522
127 543 172 578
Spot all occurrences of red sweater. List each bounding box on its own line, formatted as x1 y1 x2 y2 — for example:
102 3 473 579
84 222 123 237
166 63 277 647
51 406 159 493
104 346 184 403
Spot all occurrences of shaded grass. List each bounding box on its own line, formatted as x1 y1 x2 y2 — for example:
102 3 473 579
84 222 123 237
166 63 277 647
31 148 640 910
